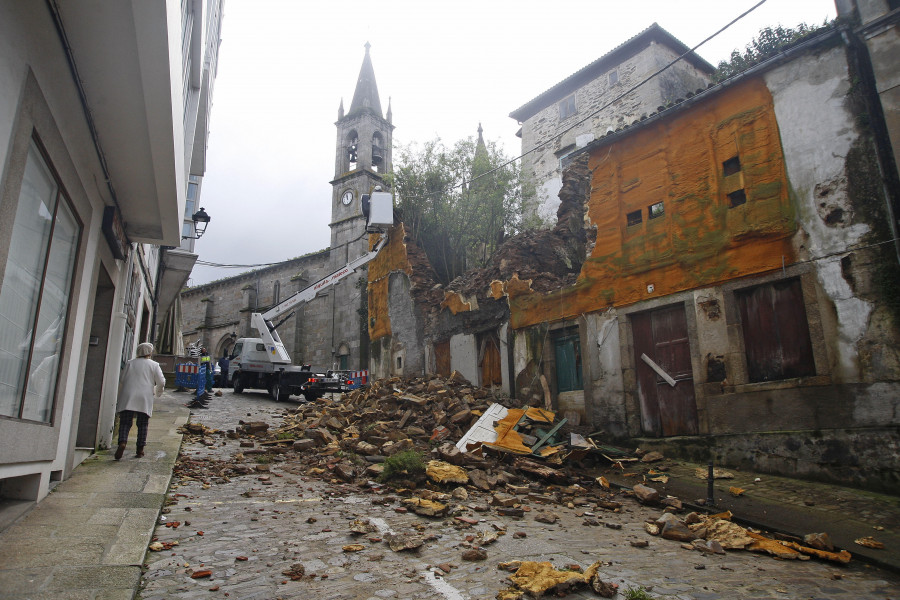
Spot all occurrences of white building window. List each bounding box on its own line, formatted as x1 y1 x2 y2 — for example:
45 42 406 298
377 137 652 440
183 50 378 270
0 141 80 422
609 69 619 85
558 94 576 121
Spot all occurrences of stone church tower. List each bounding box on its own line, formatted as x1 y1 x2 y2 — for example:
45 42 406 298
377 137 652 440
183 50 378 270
331 42 393 261
324 43 393 369
180 44 393 372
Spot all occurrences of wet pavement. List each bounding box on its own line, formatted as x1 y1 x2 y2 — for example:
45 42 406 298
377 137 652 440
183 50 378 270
138 388 900 600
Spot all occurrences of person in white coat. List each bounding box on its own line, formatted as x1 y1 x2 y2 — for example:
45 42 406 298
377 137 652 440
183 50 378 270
115 342 166 460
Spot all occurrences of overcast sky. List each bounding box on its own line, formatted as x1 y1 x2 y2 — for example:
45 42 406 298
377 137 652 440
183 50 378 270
188 0 837 287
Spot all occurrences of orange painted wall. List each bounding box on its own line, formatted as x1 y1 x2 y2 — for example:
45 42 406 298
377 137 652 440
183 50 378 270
510 77 797 329
367 225 411 341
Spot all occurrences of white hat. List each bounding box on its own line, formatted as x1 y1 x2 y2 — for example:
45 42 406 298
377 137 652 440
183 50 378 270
136 342 154 357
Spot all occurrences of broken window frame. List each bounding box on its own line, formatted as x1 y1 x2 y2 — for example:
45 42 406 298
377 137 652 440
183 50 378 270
648 201 665 219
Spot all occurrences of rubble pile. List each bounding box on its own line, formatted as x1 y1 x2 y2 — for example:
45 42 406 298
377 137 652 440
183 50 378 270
171 374 856 590
643 510 852 564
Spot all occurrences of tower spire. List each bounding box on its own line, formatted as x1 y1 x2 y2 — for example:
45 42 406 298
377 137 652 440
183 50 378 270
348 42 382 117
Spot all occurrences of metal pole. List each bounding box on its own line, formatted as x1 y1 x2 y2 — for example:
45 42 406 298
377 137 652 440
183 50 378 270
707 460 715 507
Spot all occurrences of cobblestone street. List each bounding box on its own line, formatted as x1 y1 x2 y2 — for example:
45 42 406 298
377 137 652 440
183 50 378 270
139 390 900 600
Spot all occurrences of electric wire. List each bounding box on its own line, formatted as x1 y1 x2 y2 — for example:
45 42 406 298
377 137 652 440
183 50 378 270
396 0 770 202
196 0 770 272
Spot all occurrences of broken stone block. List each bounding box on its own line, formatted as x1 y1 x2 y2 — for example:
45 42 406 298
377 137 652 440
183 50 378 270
534 512 559 524
349 519 377 535
804 532 834 551
241 421 269 435
683 511 703 525
462 548 488 561
644 522 660 536
451 486 469 501
641 451 664 463
661 497 683 511
332 462 355 482
355 441 379 456
387 532 426 551
497 507 525 517
292 439 316 452
661 520 697 542
632 484 660 505
490 493 518 507
435 442 463 464
304 428 336 445
468 469 493 491
402 497 449 517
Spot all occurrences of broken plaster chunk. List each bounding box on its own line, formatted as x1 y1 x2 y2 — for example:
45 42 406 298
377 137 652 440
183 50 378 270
425 460 468 485
855 536 885 549
703 519 754 549
402 497 449 517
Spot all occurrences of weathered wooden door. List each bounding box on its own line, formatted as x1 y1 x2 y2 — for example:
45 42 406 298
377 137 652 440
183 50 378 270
478 333 502 387
435 340 451 377
632 304 698 436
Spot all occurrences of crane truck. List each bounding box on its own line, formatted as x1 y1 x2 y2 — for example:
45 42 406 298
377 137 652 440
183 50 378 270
227 191 392 402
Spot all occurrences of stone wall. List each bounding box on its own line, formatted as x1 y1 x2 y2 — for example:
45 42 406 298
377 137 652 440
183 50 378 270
520 41 711 220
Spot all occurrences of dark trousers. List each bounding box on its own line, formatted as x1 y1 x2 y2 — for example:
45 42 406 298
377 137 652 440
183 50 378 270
118 410 150 447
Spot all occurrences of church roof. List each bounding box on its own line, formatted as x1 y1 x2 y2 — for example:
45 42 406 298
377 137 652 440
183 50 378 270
348 42 383 118
509 23 715 122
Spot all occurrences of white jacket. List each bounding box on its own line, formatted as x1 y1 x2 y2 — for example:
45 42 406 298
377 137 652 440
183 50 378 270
116 357 166 417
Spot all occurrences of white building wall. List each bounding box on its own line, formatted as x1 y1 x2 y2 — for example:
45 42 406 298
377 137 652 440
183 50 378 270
450 333 479 386
765 45 872 381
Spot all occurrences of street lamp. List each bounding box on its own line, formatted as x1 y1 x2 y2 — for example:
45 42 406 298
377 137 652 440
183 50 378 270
183 207 211 239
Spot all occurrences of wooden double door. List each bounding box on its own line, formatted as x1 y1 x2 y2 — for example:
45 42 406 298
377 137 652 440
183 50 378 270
632 304 698 437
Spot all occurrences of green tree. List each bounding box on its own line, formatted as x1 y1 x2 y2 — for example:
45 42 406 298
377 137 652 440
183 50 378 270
713 21 832 82
392 132 532 285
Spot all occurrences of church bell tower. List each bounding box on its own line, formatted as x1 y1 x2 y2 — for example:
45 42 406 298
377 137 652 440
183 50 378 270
330 42 393 259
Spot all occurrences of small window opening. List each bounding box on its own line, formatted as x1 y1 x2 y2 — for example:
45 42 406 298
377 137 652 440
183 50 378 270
396 356 402 370
728 189 747 207
648 201 664 219
723 156 741 176
372 132 384 173
608 69 619 85
627 209 643 227
559 94 576 120
346 131 359 171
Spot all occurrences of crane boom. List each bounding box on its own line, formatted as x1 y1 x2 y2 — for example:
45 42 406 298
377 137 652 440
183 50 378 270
249 232 389 364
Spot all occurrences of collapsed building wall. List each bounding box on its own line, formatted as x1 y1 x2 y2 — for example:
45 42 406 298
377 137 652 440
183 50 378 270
366 29 900 492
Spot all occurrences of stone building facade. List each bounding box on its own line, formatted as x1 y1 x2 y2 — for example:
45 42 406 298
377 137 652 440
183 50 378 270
368 24 900 492
182 44 392 371
509 23 714 221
